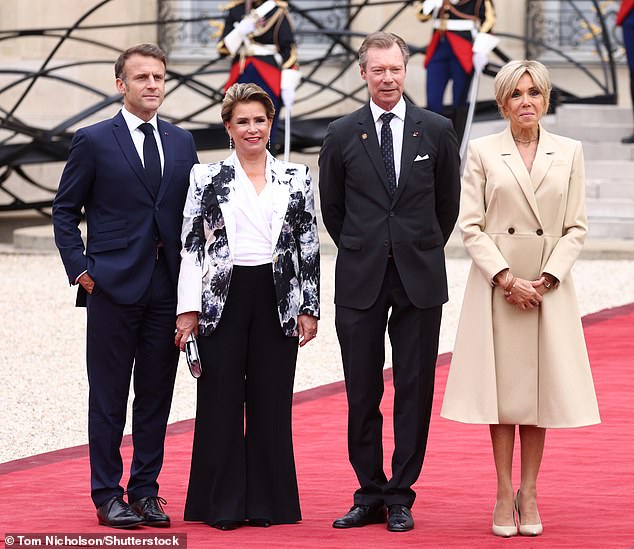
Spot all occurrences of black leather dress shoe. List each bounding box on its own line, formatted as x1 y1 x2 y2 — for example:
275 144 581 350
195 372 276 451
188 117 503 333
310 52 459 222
332 504 387 528
96 496 145 529
622 133 634 144
212 520 241 530
130 496 170 527
387 504 414 532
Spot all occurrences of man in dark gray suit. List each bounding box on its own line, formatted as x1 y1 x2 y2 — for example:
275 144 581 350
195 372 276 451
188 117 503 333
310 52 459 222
319 31 460 532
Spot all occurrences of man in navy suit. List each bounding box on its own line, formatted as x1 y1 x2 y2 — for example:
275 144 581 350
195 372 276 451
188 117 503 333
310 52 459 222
52 43 198 529
319 32 460 532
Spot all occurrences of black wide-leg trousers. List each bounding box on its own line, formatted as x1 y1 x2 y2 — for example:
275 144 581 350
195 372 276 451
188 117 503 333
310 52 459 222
336 258 442 509
184 264 301 525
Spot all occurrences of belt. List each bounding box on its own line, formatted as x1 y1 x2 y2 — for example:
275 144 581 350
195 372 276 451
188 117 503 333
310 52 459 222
243 43 278 57
434 19 476 31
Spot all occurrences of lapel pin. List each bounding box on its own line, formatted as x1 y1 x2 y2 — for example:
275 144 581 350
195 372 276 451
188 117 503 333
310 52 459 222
361 133 368 140
412 131 420 137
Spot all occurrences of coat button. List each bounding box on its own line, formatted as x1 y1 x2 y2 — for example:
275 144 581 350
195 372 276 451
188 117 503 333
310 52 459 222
536 228 543 236
508 227 515 234
383 240 390 247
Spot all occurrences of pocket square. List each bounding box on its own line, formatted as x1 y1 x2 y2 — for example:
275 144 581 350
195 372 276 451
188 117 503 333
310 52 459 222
414 154 430 162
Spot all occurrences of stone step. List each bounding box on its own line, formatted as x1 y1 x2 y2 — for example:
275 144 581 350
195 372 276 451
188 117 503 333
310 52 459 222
554 124 633 143
587 179 634 200
587 198 634 219
582 142 634 161
587 219 634 239
556 104 633 127
585 161 634 180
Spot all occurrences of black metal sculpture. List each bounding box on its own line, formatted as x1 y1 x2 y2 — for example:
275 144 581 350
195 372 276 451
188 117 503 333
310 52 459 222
0 0 624 213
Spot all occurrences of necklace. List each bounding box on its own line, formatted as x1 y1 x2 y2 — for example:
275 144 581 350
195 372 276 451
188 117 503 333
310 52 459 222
513 135 538 145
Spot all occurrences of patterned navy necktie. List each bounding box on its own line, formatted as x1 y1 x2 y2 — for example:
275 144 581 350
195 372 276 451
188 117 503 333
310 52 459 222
139 123 161 197
380 112 397 195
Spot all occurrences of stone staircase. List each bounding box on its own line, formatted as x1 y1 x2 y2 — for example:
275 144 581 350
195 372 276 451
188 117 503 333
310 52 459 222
552 104 634 240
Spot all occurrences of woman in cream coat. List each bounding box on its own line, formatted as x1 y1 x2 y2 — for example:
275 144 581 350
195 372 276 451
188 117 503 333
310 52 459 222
441 60 599 538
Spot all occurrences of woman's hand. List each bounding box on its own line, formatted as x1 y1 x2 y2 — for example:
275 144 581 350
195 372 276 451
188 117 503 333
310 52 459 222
504 277 543 310
297 314 318 347
175 311 199 351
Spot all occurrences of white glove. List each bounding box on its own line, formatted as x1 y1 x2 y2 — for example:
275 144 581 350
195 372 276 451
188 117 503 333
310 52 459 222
421 0 443 15
472 32 499 54
473 51 488 73
280 69 302 108
235 16 256 37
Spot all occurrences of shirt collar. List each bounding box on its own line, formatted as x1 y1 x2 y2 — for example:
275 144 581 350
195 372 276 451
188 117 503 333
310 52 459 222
121 106 159 133
369 96 406 123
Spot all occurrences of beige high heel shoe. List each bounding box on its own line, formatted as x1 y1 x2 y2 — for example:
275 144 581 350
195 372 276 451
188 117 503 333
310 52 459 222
492 502 518 537
515 490 543 536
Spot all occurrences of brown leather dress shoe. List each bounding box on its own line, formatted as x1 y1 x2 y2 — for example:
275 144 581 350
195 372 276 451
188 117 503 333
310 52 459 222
332 504 387 528
387 504 414 532
130 496 170 527
96 496 145 529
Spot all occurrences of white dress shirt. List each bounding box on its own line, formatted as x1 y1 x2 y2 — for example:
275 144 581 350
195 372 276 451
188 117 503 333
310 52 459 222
370 96 406 184
120 106 165 174
232 156 274 266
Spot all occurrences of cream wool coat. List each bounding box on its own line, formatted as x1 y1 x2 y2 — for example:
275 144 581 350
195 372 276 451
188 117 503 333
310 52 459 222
441 126 600 428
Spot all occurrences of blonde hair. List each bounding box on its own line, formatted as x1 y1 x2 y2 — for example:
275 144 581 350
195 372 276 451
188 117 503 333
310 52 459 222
494 60 552 118
221 83 275 123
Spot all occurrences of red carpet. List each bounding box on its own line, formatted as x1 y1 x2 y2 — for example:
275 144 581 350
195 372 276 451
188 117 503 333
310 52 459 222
2 304 633 548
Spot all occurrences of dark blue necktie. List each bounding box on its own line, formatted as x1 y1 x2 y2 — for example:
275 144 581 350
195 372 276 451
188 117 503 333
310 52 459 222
380 112 397 195
139 123 161 197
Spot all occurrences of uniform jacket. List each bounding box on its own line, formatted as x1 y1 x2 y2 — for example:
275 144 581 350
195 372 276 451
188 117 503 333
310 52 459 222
52 111 199 305
319 101 461 310
177 152 319 337
218 0 297 95
441 126 600 428
418 0 496 73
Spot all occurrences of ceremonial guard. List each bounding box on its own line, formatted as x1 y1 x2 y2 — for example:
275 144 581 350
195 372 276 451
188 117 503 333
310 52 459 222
217 0 301 151
618 0 634 143
417 0 496 138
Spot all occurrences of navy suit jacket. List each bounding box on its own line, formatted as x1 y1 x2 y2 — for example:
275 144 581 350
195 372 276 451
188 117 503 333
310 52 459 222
53 111 199 305
319 101 460 310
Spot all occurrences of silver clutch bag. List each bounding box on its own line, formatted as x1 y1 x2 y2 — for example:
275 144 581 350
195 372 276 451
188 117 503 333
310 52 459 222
185 333 202 378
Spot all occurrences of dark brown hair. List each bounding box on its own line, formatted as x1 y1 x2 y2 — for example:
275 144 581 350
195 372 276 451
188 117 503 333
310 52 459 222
115 43 167 82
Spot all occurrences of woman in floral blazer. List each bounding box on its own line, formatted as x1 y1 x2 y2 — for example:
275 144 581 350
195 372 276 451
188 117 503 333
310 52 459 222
174 83 319 529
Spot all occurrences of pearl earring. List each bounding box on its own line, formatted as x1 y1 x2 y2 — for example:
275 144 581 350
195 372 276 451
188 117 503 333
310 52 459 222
228 135 233 150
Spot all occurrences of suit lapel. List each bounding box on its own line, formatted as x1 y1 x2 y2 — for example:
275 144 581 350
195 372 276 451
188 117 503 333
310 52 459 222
357 106 393 196
213 154 237 254
395 105 423 201
270 154 291 253
500 127 542 224
112 112 151 197
530 125 556 192
156 119 173 203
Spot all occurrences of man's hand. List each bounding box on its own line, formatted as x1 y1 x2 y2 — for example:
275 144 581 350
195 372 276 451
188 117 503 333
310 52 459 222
78 272 95 294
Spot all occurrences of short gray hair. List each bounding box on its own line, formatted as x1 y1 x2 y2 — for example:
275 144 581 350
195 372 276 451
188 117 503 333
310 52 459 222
358 32 409 69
